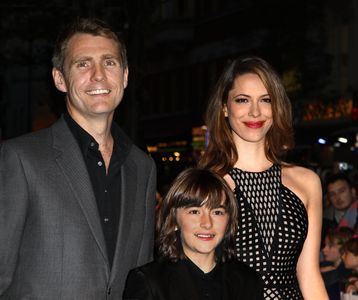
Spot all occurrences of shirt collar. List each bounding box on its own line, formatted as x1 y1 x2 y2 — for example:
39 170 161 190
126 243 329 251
183 257 221 279
63 112 132 164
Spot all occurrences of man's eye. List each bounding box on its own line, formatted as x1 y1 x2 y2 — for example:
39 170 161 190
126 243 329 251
77 61 88 68
105 60 116 66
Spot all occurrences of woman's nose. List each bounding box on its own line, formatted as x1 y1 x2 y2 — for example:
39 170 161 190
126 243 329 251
248 102 261 118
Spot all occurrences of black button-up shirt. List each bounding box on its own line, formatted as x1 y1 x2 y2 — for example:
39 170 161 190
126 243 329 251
64 113 131 268
184 258 222 300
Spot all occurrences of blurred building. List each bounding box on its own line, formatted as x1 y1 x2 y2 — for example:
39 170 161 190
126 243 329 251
138 0 358 184
0 0 357 185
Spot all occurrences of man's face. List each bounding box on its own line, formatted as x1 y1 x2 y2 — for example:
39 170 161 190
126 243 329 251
52 33 128 122
327 179 355 211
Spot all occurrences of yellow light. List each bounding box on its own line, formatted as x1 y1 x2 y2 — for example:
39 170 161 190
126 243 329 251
169 157 174 161
147 145 158 153
174 152 180 157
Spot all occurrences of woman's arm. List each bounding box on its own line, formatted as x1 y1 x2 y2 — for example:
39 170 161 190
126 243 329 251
290 167 328 299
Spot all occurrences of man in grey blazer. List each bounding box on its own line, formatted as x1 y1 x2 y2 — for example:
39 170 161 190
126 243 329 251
0 18 156 299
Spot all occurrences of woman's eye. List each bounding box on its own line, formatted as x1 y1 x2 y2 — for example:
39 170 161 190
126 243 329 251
188 209 200 215
234 98 247 103
261 97 271 103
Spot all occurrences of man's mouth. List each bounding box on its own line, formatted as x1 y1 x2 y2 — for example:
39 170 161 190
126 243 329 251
86 89 111 95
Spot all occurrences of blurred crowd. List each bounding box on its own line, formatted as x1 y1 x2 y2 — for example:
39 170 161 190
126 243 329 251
320 168 358 300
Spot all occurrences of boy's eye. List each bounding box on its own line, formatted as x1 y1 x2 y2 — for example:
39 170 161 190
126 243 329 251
212 209 226 215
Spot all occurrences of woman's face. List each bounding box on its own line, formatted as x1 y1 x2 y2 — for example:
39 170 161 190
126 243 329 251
342 250 358 271
176 202 229 264
223 73 273 146
322 237 341 264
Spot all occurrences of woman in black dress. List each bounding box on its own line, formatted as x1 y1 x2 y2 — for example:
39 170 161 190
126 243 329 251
199 56 328 299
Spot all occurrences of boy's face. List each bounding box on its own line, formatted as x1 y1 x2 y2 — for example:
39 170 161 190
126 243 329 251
322 237 341 264
176 202 228 264
342 250 358 270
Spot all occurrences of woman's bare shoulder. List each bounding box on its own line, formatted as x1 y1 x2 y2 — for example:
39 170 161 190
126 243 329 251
224 173 236 191
282 165 321 207
283 165 320 181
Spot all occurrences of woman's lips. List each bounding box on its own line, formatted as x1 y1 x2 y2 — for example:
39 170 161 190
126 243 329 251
244 121 265 128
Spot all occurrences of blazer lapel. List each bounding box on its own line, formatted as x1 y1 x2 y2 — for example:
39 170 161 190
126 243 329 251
110 156 137 275
51 117 108 267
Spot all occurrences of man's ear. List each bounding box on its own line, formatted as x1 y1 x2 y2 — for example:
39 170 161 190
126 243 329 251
52 68 67 93
123 67 129 89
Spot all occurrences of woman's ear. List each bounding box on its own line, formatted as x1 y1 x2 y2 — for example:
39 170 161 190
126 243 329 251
52 68 67 93
223 104 228 117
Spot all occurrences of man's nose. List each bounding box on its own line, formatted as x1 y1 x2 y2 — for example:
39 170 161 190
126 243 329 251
92 64 106 82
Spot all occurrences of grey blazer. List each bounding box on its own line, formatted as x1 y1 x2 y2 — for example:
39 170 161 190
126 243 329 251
0 117 156 299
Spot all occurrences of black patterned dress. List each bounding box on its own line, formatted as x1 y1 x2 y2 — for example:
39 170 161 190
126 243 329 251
229 164 308 300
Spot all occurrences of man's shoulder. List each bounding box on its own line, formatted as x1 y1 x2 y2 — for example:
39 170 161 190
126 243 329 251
127 143 152 161
1 118 66 149
2 124 53 149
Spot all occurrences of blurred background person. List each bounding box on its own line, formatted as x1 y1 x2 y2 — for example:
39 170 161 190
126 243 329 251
320 227 354 300
341 237 358 298
322 173 358 245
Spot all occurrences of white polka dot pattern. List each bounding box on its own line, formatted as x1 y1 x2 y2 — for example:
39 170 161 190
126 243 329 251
229 165 308 300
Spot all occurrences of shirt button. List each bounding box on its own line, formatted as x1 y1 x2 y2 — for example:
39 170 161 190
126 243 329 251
97 161 103 166
104 218 109 222
90 142 95 147
104 189 108 193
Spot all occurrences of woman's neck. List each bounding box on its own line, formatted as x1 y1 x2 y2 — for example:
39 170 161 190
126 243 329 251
233 140 272 172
